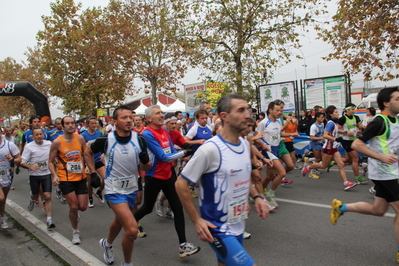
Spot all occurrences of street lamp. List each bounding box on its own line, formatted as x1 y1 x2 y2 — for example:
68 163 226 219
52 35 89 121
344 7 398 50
299 49 308 79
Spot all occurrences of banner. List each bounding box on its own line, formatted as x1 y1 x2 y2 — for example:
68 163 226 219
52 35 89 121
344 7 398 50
184 82 206 111
304 75 346 109
206 82 227 109
259 82 296 112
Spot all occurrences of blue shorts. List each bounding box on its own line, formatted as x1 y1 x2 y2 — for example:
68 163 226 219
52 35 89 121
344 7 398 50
310 141 323 151
104 192 138 209
209 234 255 266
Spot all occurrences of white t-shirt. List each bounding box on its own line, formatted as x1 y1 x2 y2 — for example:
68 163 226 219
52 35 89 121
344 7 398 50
106 124 116 133
21 140 52 176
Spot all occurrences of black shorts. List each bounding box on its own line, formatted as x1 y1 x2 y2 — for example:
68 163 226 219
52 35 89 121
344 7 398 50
59 179 88 196
372 179 399 203
341 140 354 153
95 161 105 169
138 177 143 191
284 142 295 153
29 174 52 195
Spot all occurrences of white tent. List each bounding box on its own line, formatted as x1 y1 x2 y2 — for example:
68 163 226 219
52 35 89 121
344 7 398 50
163 99 186 112
134 102 148 115
156 101 168 111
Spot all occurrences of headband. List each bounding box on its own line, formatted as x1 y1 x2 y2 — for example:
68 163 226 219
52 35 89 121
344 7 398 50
344 106 356 111
164 116 177 124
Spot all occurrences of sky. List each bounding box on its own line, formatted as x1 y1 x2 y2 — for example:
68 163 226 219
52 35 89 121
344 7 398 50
1 0 398 117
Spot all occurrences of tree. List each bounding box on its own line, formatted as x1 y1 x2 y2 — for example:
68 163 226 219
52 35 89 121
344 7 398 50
37 0 135 115
320 0 399 81
190 0 328 101
108 0 196 105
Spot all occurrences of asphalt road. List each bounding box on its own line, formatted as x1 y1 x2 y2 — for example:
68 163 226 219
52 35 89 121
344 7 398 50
5 166 398 266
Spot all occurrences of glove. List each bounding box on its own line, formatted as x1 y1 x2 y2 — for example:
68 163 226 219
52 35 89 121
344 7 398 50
90 172 101 188
139 151 149 164
335 137 343 143
183 149 195 157
182 143 191 149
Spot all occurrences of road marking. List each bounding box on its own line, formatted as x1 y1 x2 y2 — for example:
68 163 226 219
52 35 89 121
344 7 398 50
7 199 105 266
276 197 395 218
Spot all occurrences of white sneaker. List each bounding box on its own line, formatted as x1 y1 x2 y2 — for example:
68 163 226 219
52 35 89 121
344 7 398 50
1 216 8 229
156 193 164 218
179 242 200 258
99 238 114 264
243 231 251 239
72 231 81 245
165 208 174 219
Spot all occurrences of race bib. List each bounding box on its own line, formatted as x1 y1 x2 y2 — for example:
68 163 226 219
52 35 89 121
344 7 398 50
266 133 280 146
112 175 138 193
227 197 249 225
37 161 48 171
163 147 171 154
333 141 340 149
0 167 8 179
67 162 82 173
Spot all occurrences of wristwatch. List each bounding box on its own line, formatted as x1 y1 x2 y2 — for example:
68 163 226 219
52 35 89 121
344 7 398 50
252 194 264 201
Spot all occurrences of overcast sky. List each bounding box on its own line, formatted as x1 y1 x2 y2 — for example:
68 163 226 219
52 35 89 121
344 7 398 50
1 0 397 93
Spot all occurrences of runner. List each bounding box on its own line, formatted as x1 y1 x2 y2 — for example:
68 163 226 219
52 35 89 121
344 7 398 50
80 116 105 208
85 105 151 266
255 101 299 208
47 117 66 202
302 105 357 190
330 87 399 263
135 105 200 258
338 103 368 184
20 128 55 229
133 116 146 134
48 116 88 244
0 127 21 229
308 112 325 178
105 120 116 134
184 109 212 151
176 94 269 266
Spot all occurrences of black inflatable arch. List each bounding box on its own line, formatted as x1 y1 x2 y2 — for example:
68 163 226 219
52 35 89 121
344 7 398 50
0 81 51 124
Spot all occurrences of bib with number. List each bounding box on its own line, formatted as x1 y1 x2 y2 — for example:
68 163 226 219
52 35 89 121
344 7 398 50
67 162 82 173
0 167 8 179
112 175 138 193
227 197 249 225
37 161 48 171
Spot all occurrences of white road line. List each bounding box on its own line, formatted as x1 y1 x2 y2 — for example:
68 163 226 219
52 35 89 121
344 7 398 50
7 199 105 266
276 197 395 218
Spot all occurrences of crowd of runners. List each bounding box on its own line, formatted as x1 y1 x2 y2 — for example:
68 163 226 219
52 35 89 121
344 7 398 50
0 88 399 265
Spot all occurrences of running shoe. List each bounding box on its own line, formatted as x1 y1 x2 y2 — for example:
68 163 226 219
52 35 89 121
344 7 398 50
308 173 320 179
315 169 322 175
368 186 376 196
294 164 301 169
179 242 200 258
35 199 39 204
264 198 276 211
301 164 310 177
41 202 46 212
99 238 114 265
266 194 278 208
344 181 357 191
95 190 105 204
72 231 81 245
243 231 251 239
137 223 147 238
190 187 198 198
28 199 35 211
47 220 56 229
166 208 175 219
1 216 8 229
56 189 63 200
326 161 335 172
280 178 293 185
355 175 368 185
330 199 343 225
156 194 164 218
88 198 94 208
